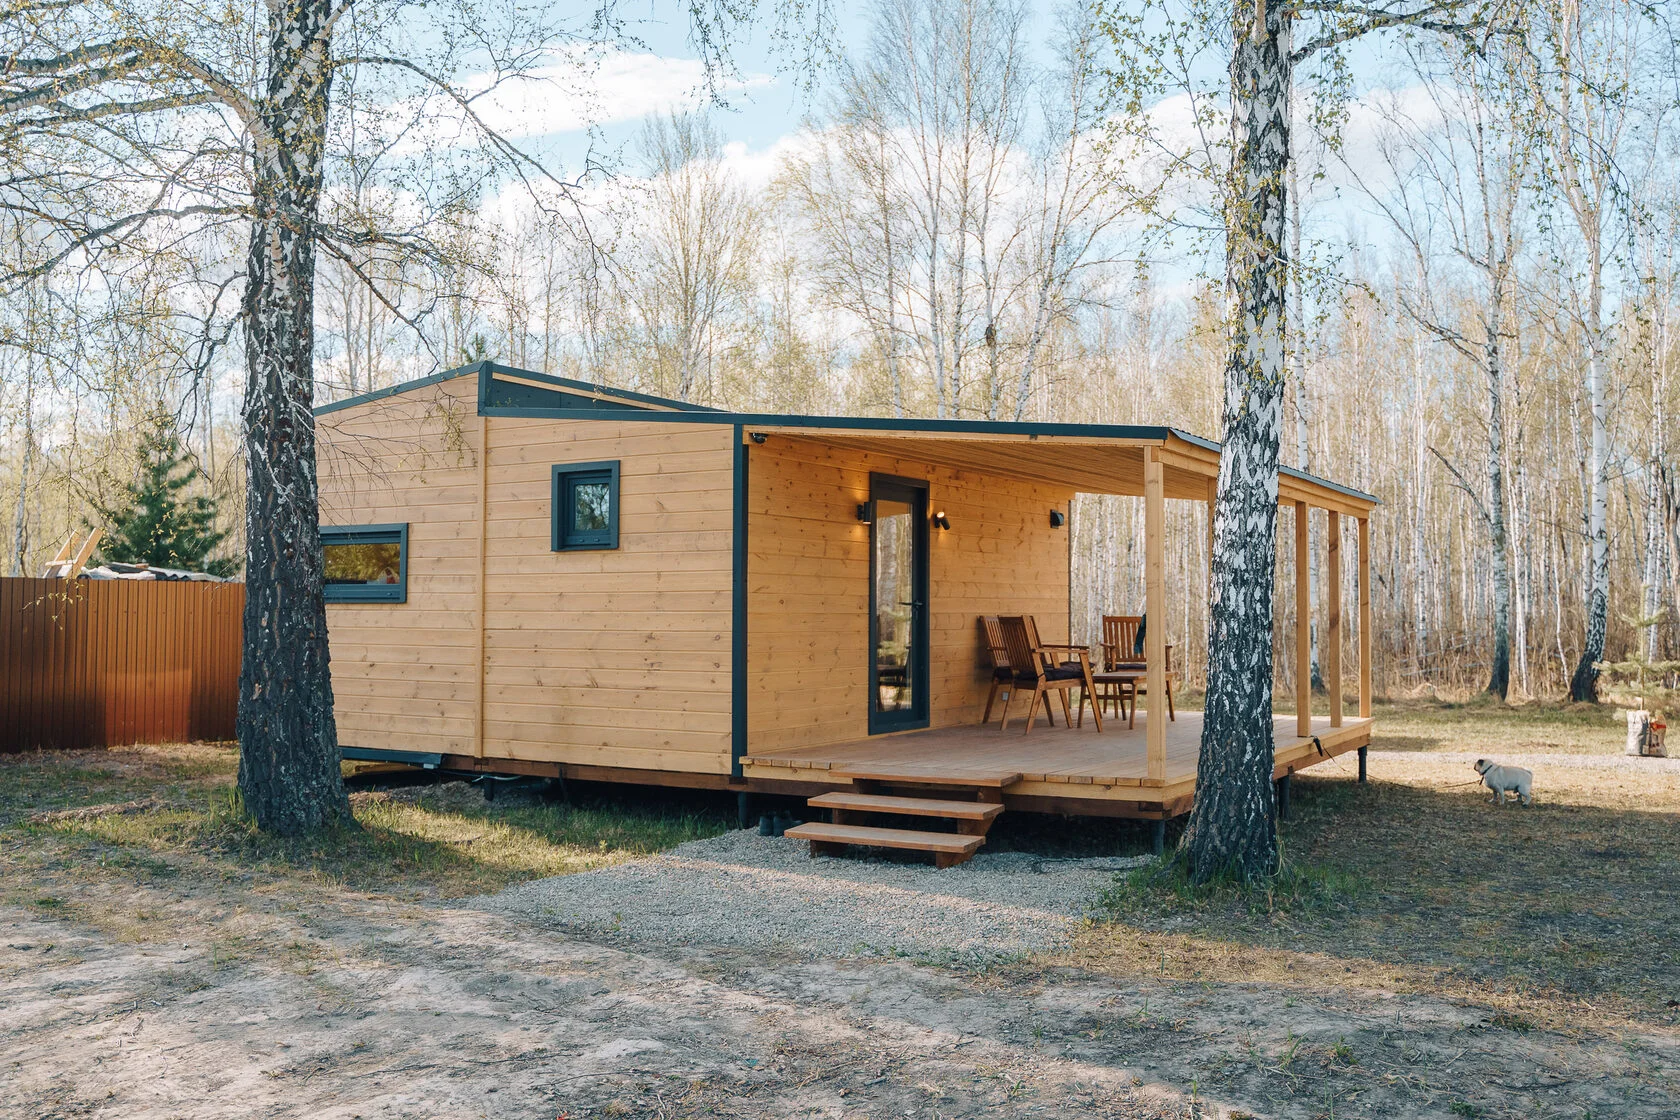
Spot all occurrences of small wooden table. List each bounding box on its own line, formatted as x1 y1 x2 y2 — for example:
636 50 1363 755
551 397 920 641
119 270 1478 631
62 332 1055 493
1089 669 1176 729
1089 670 1140 724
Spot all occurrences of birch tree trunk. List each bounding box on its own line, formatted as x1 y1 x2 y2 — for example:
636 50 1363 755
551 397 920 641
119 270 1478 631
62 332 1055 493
236 0 353 835
1182 0 1290 883
1288 143 1322 691
9 359 32 576
1643 284 1670 660
1571 261 1610 700
1485 305 1512 698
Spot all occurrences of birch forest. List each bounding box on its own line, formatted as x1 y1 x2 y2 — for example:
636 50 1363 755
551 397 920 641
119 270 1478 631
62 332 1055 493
4 0 1678 702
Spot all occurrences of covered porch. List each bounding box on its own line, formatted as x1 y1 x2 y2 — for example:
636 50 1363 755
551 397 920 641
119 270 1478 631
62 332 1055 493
738 419 1379 859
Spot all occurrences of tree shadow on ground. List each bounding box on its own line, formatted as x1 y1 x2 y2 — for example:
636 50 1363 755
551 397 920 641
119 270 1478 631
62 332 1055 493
1083 764 1680 1027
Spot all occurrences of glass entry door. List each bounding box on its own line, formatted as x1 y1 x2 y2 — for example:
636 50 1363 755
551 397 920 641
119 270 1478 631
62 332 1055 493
869 474 930 733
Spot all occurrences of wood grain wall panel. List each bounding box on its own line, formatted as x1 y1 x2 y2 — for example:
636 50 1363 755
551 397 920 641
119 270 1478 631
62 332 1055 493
480 417 737 771
319 384 739 770
318 376 486 755
746 434 1073 753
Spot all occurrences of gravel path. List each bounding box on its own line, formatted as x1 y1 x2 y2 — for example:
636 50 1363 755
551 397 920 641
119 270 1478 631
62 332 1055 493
476 830 1148 960
1376 748 1680 775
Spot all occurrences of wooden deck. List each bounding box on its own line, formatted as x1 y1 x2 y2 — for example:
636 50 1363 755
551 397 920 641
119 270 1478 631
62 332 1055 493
742 712 1373 818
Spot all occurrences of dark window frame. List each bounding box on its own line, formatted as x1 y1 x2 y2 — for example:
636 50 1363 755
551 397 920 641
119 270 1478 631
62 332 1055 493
551 460 621 551
321 523 409 603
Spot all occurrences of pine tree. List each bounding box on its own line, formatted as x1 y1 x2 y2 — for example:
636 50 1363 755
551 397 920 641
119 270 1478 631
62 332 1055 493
98 414 237 578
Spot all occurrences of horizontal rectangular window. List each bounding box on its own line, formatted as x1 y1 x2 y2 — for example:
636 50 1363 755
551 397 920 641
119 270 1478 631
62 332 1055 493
322 524 408 603
552 461 620 551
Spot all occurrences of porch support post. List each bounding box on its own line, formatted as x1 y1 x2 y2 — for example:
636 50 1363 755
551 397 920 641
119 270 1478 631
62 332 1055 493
1326 510 1342 728
1144 447 1167 782
1358 516 1372 719
1295 501 1311 739
1205 476 1217 606
476 414 490 758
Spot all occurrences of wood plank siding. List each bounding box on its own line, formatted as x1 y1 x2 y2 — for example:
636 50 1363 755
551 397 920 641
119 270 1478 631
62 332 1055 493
746 433 1075 753
479 414 736 772
319 377 485 757
318 379 738 773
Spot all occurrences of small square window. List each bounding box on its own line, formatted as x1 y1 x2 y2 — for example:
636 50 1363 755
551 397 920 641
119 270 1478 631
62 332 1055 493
552 461 620 551
322 524 408 603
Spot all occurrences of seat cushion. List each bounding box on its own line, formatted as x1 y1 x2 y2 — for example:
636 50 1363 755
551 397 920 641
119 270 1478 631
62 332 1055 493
1042 664 1085 682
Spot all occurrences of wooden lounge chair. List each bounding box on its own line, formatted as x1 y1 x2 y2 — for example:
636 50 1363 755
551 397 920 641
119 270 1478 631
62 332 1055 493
1100 614 1177 726
996 616 1102 735
979 616 1013 724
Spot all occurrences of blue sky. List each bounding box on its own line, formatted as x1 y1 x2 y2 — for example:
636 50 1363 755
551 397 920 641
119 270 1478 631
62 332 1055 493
516 0 1080 175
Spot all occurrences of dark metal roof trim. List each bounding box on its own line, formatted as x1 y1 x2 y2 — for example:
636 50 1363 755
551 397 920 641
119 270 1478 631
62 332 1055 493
314 361 1378 507
314 366 472 416
478 406 1380 506
313 360 723 417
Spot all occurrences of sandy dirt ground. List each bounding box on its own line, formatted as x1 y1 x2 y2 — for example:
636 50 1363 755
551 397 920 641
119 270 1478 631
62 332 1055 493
4 874 1676 1120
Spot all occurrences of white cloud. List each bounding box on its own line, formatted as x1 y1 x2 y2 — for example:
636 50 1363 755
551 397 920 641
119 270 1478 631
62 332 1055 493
448 48 776 142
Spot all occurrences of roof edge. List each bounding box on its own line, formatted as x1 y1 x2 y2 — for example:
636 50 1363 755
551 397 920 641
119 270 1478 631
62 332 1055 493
314 364 478 416
314 361 725 417
312 360 1377 508
1166 427 1381 508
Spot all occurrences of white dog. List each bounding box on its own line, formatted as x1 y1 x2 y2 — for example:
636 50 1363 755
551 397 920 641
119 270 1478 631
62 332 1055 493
1473 759 1533 806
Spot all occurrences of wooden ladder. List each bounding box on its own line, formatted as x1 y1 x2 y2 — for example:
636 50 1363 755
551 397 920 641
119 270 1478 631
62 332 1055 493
783 781 1005 869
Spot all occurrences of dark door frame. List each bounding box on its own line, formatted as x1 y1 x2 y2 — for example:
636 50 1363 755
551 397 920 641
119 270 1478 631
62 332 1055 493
868 472 931 734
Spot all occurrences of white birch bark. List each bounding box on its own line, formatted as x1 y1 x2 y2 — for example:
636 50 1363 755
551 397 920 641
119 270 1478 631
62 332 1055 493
235 0 353 834
1184 0 1292 882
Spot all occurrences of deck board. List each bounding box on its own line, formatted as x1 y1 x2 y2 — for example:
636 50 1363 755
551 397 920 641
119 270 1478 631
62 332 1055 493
743 711 1372 799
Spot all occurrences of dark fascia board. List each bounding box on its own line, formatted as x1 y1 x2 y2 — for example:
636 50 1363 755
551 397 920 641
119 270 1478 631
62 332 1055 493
482 403 1178 441
476 402 1381 507
1166 428 1382 508
314 366 475 416
313 360 724 417
315 361 1378 507
474 361 724 413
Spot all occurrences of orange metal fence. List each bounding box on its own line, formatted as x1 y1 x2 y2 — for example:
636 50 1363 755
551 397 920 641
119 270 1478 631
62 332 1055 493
0 577 243 752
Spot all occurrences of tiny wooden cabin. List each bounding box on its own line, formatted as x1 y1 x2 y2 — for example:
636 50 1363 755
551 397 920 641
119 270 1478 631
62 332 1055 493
317 362 1378 849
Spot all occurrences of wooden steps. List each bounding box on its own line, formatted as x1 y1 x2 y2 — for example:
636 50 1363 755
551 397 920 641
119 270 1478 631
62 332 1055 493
784 822 984 869
789 783 1005 869
807 791 1003 822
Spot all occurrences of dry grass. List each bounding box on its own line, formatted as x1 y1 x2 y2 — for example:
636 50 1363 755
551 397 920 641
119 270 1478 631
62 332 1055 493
0 743 733 907
1364 695 1626 754
2 707 1676 1119
1076 702 1680 1032
3 703 1674 1037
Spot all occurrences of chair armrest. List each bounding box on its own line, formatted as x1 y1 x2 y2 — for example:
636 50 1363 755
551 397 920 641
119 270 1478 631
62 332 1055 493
1039 642 1088 656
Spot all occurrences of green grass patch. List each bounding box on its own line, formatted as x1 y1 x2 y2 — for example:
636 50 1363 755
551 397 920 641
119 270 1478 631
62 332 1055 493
1098 842 1366 919
1 744 733 901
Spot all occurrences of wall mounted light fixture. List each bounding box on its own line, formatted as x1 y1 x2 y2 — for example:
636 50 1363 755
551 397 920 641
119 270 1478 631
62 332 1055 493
931 510 951 531
1049 509 1066 528
857 503 872 523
